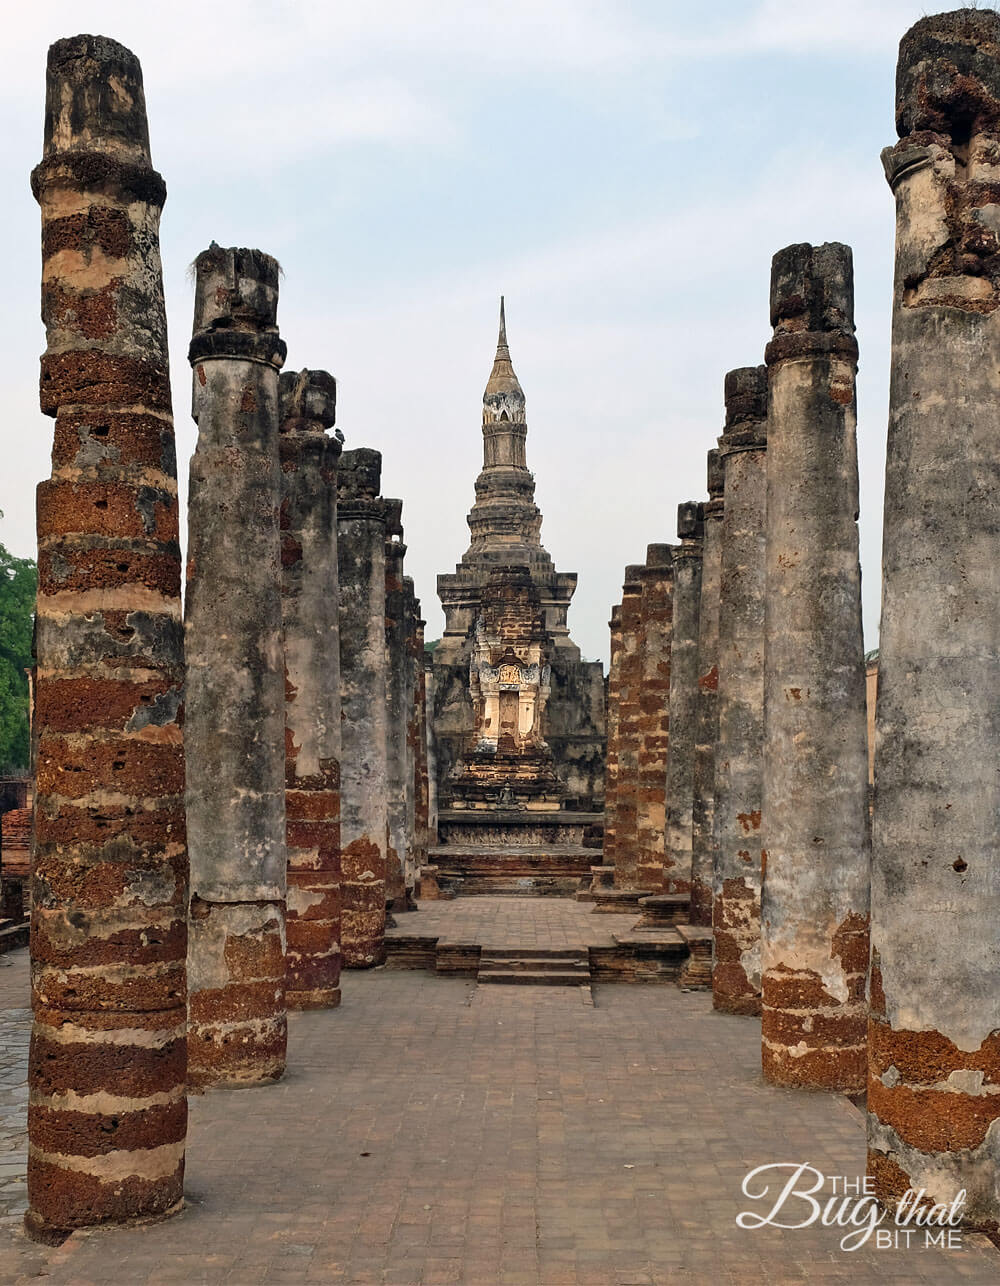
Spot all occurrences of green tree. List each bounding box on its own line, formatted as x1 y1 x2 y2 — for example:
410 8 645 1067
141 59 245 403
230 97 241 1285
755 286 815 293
0 540 36 772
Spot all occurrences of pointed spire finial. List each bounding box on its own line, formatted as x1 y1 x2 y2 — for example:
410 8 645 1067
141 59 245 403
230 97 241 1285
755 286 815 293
497 295 509 358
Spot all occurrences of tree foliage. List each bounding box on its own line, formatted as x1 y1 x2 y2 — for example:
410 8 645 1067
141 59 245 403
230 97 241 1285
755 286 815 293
0 541 36 772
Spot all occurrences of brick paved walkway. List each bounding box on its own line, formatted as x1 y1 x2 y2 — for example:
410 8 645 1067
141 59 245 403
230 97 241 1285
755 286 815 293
1 900 998 1284
389 898 622 951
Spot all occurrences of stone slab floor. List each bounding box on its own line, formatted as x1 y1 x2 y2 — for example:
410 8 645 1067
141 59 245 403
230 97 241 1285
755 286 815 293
1 899 998 1285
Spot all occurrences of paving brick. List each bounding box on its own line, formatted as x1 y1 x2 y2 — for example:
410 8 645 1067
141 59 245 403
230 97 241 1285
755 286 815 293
0 916 998 1282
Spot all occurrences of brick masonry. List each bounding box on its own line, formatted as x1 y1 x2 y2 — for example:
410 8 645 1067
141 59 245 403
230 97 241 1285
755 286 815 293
279 369 343 1011
27 35 189 1241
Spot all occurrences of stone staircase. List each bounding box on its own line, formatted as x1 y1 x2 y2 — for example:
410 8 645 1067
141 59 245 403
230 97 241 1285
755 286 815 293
477 946 591 988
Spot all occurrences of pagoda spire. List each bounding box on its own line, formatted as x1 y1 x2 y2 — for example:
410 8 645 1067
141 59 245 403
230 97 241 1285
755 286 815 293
483 296 525 428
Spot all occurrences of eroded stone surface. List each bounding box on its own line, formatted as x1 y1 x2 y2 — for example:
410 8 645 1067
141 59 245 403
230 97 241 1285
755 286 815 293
634 547 674 892
28 33 187 1239
712 367 768 1016
870 8 1000 1227
761 241 870 1092
690 450 724 927
185 244 288 1087
279 369 342 1010
663 503 704 898
338 450 389 968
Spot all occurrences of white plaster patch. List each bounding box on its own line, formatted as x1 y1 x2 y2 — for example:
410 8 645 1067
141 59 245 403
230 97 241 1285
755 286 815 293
945 1068 985 1096
739 941 761 993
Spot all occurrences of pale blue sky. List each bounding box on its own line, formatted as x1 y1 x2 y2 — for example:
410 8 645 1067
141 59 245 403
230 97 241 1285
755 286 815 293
1 1 963 663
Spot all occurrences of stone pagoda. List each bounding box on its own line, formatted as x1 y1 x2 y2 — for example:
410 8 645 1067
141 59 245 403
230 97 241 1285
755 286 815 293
430 301 605 892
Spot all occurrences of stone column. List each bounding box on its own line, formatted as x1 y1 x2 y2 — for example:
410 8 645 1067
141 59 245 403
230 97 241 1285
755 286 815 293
28 34 187 1241
869 10 1000 1225
690 450 724 926
425 659 439 845
663 504 704 897
279 369 343 1010
185 245 287 1088
612 568 644 889
338 450 388 966
712 366 768 1015
384 502 409 912
636 546 674 891
402 583 422 904
411 606 430 893
760 242 869 1091
600 604 622 871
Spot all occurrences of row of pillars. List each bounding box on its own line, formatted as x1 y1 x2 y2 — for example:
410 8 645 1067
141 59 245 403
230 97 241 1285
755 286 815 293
26 34 430 1240
604 7 1000 1229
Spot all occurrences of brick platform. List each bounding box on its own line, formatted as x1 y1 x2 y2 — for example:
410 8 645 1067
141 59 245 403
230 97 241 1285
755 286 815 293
0 940 997 1283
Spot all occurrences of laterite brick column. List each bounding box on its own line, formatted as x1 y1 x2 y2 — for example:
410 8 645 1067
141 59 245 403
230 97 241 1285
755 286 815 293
869 9 1000 1226
185 245 287 1087
410 605 430 893
279 369 343 1010
600 604 622 871
384 503 409 912
663 504 704 897
635 546 674 891
761 242 869 1091
690 450 724 926
402 582 422 904
712 366 768 1015
338 450 389 967
612 568 644 889
28 35 187 1240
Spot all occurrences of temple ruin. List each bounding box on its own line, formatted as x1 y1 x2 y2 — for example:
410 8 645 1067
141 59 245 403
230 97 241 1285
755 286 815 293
9 8 1000 1265
429 302 606 893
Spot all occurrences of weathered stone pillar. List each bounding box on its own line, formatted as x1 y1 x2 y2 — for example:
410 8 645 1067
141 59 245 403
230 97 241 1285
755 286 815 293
869 10 1000 1224
663 504 704 897
279 369 342 1010
28 34 187 1241
425 659 439 845
338 450 388 966
384 505 409 912
612 568 644 889
600 604 622 871
185 245 287 1088
761 242 869 1091
636 546 674 891
690 450 724 926
410 605 429 892
712 366 767 1015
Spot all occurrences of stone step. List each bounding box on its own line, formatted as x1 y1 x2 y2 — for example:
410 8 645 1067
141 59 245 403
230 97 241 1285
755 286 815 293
477 969 591 987
635 893 691 928
480 958 590 974
478 945 592 988
591 889 646 914
480 947 587 961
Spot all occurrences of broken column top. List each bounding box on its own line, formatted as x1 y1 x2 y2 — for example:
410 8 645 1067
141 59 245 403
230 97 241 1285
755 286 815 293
383 499 404 539
338 447 382 501
645 544 673 569
192 245 280 333
766 242 857 366
42 34 150 163
279 369 337 434
721 366 767 451
896 8 1000 138
707 448 724 501
677 501 705 543
623 565 645 594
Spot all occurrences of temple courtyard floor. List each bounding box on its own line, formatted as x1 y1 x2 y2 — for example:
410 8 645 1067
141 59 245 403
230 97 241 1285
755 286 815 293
0 897 997 1285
